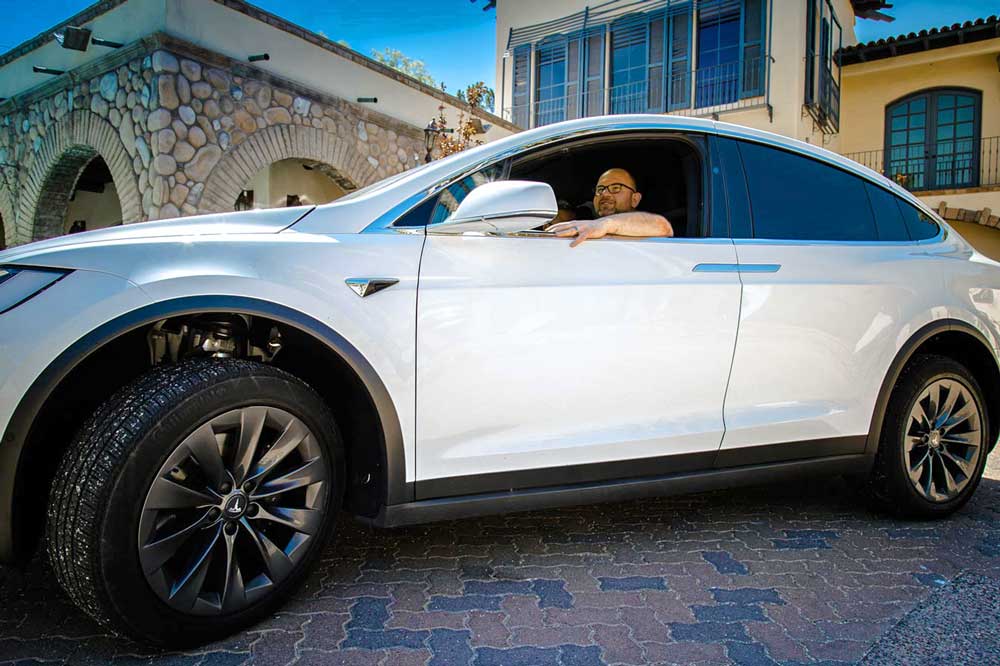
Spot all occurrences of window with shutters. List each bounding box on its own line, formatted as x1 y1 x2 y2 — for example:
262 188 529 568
504 0 768 125
803 0 842 133
694 0 764 109
536 39 568 127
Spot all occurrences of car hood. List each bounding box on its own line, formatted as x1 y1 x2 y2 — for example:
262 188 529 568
0 206 315 268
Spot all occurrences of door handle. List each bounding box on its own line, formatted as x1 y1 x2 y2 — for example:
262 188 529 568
693 263 740 273
692 264 780 273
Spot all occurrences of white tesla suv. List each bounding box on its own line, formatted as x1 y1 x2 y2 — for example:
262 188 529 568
1 116 997 645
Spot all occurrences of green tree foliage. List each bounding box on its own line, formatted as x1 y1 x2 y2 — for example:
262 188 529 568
370 47 437 87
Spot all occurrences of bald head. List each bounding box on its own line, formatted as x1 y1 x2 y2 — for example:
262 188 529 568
594 168 641 217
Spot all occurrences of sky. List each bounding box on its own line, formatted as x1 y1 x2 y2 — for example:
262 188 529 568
0 0 996 96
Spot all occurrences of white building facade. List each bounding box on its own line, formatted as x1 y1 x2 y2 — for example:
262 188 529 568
495 0 859 147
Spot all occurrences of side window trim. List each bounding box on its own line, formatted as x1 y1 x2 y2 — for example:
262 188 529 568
715 137 752 239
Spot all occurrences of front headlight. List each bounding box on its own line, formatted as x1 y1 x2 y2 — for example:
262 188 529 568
0 267 70 314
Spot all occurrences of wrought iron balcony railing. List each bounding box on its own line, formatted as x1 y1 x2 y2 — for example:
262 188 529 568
843 136 1000 193
505 57 767 129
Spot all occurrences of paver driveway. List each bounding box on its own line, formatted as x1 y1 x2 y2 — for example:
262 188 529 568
2 455 999 665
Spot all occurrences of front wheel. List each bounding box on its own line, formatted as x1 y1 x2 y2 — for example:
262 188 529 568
870 354 989 518
46 359 343 646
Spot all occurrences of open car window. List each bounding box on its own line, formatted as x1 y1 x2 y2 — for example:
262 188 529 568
507 132 706 238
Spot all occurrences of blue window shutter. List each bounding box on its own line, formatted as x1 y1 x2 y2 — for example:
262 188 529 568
512 45 530 128
565 32 583 119
740 0 766 97
647 11 666 113
667 8 692 110
804 0 817 105
582 26 605 117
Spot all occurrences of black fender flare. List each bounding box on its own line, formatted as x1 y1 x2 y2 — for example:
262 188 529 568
0 295 408 562
865 318 999 456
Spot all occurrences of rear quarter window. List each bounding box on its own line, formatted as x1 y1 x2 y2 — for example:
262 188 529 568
896 199 941 241
865 183 911 241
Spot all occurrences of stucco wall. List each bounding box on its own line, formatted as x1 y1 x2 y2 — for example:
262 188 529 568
840 42 1000 156
64 181 122 233
255 158 347 208
952 219 1000 261
166 0 511 142
0 0 165 98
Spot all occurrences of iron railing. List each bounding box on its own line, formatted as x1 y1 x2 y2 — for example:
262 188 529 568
843 136 1000 193
504 56 767 129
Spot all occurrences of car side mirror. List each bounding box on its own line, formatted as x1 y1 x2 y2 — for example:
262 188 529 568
428 180 557 235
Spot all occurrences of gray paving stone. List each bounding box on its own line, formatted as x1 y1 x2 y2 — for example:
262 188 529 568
1 456 998 665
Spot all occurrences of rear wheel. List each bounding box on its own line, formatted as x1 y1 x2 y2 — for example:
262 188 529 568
870 354 989 518
46 359 343 645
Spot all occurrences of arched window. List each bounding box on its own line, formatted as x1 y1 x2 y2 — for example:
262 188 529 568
885 88 981 191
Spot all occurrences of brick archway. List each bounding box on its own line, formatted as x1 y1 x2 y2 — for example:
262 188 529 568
19 110 141 242
197 124 377 214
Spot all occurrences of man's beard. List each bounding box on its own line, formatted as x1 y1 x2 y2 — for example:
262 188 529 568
598 200 617 216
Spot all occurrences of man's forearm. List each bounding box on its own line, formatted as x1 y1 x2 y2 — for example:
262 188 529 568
603 212 674 238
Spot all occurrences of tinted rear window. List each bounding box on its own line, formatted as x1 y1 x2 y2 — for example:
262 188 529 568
738 141 877 241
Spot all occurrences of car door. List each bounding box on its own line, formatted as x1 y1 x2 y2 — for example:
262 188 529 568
716 136 948 464
413 136 742 499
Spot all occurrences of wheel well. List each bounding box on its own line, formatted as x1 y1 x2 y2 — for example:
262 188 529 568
12 311 387 561
909 329 1000 450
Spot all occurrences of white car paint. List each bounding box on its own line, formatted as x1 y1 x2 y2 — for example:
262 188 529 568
416 235 741 482
1 114 999 498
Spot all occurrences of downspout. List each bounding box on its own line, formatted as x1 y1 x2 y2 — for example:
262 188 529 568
500 27 511 120
766 0 774 122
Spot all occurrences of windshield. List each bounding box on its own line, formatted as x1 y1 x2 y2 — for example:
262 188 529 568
336 162 435 202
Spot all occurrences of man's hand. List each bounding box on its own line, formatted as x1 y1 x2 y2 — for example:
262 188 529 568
548 212 673 247
547 219 611 247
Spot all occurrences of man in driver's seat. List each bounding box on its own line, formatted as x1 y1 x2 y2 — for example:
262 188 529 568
548 168 674 247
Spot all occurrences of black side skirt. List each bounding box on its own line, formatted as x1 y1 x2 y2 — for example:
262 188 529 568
364 443 871 529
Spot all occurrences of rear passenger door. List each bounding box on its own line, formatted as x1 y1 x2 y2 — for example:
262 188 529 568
717 137 944 464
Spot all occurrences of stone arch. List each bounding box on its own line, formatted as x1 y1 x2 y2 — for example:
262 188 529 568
18 110 141 242
0 184 15 249
198 124 377 214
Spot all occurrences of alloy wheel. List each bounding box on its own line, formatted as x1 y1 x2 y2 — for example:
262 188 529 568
904 378 982 503
138 406 329 615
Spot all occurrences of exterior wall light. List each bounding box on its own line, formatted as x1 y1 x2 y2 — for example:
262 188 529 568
248 53 270 62
423 120 442 163
357 97 378 103
33 66 66 76
55 26 91 51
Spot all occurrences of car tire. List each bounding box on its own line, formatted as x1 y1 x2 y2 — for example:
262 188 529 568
870 354 989 518
46 359 343 646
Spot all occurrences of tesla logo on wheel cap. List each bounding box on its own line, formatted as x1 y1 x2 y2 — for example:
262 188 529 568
224 494 247 517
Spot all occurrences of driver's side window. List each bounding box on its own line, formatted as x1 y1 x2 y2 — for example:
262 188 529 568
507 133 704 239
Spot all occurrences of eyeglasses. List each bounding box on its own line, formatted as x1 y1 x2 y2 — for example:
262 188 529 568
594 183 636 196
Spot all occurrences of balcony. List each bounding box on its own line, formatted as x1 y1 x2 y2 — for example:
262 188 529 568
505 56 767 129
843 136 1000 193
